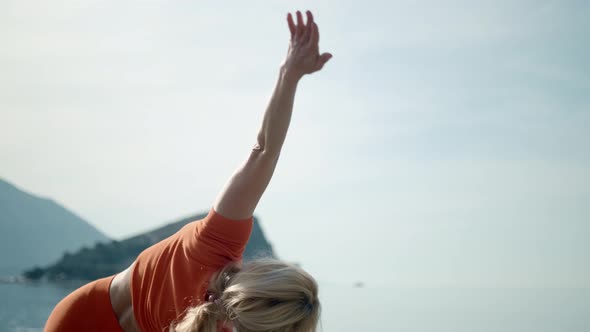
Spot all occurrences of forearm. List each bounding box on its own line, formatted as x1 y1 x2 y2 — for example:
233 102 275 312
255 66 300 156
213 68 300 220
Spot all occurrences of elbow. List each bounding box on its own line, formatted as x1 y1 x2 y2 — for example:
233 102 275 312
253 132 267 152
253 132 281 158
251 144 280 161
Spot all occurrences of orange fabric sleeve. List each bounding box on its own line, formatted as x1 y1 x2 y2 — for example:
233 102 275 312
186 208 255 268
130 208 253 331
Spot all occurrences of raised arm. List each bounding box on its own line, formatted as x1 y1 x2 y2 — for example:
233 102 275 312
213 10 332 220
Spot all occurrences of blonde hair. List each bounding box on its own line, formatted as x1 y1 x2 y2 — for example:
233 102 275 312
171 258 320 332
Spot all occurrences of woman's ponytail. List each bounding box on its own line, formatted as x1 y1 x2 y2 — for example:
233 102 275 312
171 263 241 332
172 259 320 332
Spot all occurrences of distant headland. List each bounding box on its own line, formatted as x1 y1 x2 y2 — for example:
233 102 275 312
0 177 274 282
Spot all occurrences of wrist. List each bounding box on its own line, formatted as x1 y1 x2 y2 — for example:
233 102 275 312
280 65 302 85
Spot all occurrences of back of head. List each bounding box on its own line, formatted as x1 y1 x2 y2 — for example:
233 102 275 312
171 258 320 332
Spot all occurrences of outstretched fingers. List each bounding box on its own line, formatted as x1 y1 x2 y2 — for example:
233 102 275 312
287 13 296 38
302 11 313 44
296 11 305 39
289 10 317 45
308 22 319 49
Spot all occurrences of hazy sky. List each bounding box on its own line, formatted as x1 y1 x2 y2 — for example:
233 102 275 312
1 0 589 288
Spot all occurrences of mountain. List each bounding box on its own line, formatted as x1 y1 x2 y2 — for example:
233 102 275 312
0 178 109 275
23 211 275 281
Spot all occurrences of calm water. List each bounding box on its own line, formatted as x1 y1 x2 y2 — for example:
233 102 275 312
0 281 588 332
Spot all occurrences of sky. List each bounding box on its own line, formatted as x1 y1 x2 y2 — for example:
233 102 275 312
1 0 589 288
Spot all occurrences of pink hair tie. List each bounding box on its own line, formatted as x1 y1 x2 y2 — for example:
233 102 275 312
207 293 223 307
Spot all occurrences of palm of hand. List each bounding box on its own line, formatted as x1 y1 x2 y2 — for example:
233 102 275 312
284 10 332 78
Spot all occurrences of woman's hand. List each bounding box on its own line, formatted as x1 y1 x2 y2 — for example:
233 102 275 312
283 10 332 81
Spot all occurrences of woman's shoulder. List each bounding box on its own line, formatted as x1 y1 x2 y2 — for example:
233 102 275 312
196 208 254 242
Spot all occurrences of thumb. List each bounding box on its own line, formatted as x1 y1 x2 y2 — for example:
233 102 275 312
315 52 333 71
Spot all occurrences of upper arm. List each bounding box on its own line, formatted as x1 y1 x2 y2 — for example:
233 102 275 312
213 149 280 220
182 210 253 268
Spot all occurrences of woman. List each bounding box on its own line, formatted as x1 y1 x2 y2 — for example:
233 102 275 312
45 10 332 332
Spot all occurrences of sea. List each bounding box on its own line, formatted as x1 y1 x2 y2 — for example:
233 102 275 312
0 281 588 332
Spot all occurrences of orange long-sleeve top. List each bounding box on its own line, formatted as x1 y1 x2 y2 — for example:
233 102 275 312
130 208 253 331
